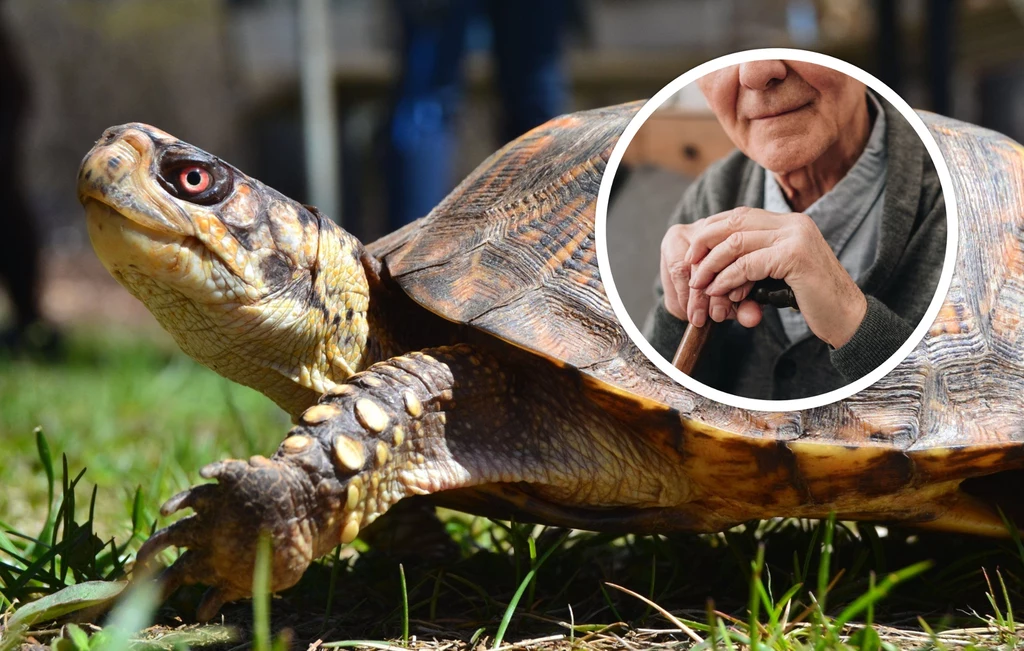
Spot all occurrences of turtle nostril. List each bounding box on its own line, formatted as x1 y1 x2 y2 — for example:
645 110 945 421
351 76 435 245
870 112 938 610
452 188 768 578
98 124 128 146
116 129 151 157
97 125 151 157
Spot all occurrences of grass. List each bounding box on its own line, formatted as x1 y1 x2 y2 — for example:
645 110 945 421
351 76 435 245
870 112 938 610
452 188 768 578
2 329 1024 649
0 329 287 541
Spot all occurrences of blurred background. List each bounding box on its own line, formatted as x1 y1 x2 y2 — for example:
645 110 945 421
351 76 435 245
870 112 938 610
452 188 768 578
0 0 1022 343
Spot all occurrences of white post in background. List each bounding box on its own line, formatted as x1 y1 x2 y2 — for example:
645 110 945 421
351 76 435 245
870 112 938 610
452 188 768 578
298 0 341 223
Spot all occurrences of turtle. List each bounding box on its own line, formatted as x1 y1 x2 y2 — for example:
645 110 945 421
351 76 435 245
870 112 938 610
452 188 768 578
77 102 1024 621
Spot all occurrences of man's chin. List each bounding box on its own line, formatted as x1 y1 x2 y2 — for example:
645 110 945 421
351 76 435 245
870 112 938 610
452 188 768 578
746 134 829 179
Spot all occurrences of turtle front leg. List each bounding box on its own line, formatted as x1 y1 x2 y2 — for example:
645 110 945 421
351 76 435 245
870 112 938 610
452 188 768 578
138 344 511 620
138 343 689 620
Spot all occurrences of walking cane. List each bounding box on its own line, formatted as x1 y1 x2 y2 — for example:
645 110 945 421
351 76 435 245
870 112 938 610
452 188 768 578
671 280 798 375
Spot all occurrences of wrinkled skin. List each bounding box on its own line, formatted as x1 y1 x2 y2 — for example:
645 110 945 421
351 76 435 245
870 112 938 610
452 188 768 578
139 456 328 621
80 124 373 417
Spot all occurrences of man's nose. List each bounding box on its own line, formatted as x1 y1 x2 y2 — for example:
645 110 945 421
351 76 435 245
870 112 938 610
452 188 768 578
738 61 788 90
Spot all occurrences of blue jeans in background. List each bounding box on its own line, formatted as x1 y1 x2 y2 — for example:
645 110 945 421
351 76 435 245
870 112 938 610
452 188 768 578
385 0 569 230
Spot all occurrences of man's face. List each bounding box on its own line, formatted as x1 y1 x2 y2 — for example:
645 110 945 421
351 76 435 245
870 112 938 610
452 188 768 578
696 60 867 174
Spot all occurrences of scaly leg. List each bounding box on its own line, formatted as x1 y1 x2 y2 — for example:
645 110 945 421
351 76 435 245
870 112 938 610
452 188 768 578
136 343 687 620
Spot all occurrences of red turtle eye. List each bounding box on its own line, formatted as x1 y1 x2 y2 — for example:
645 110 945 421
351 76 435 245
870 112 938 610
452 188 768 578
159 157 232 205
178 166 212 194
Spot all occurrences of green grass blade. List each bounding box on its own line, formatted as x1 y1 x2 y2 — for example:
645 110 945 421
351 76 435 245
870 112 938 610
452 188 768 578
0 535 32 565
997 506 1024 568
323 641 411 650
324 545 343 624
798 524 821 586
88 485 99 577
444 572 495 616
429 568 444 622
1 580 127 651
832 560 932 630
526 534 538 611
748 543 764 649
705 599 717 650
770 582 803 625
492 531 569 648
130 486 145 540
509 518 522 588
645 549 656 621
34 428 56 549
982 568 1008 632
399 563 409 645
861 524 887 576
100 579 160 651
252 532 272 651
717 616 737 651
5 532 80 597
0 528 22 562
470 627 486 646
997 569 1015 633
598 581 625 623
867 571 876 627
816 513 836 618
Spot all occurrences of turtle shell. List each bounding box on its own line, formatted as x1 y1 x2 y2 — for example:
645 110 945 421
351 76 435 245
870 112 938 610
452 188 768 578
370 103 1024 498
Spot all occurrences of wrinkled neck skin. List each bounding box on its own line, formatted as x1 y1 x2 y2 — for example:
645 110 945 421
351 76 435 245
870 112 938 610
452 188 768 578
772 97 872 212
136 219 382 418
144 218 454 419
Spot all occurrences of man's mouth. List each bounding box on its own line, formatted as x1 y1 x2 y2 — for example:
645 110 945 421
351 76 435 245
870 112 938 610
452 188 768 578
749 102 812 120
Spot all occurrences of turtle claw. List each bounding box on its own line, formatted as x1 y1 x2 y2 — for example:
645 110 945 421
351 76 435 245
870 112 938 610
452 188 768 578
199 458 250 481
197 587 231 623
159 483 219 517
132 455 322 620
136 514 201 568
154 550 204 600
135 518 213 609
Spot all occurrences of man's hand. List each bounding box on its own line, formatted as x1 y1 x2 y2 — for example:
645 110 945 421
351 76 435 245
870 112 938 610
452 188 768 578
660 222 763 331
660 207 867 349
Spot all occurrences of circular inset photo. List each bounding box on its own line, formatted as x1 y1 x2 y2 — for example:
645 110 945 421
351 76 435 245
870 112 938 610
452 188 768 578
597 49 957 411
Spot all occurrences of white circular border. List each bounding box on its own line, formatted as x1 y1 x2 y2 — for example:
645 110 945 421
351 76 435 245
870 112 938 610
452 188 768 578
595 47 959 412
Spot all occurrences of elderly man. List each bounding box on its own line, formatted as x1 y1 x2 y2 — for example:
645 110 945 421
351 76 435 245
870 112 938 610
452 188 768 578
644 60 947 400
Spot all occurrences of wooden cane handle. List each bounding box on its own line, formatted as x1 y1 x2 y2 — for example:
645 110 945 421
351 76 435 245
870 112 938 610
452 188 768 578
669 280 795 375
672 321 714 375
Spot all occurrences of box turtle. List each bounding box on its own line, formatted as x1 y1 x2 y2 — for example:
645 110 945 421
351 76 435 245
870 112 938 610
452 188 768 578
77 103 1024 620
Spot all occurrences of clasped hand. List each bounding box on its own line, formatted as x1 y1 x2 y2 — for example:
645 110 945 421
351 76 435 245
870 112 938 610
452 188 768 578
659 207 867 349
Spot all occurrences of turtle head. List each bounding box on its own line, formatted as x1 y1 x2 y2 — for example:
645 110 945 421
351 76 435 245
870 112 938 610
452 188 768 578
78 123 371 416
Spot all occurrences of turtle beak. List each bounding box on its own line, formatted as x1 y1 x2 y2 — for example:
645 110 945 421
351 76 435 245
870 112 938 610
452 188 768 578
78 123 194 237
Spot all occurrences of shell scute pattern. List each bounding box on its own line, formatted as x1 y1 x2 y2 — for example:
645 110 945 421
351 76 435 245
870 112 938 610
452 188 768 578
390 134 615 322
897 119 1024 454
377 103 1024 466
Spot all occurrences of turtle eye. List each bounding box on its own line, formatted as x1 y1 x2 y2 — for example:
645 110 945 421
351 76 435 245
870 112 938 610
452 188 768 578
159 157 233 206
177 166 212 195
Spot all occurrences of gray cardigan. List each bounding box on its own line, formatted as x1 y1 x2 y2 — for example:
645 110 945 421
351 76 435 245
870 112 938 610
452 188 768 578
643 98 947 400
